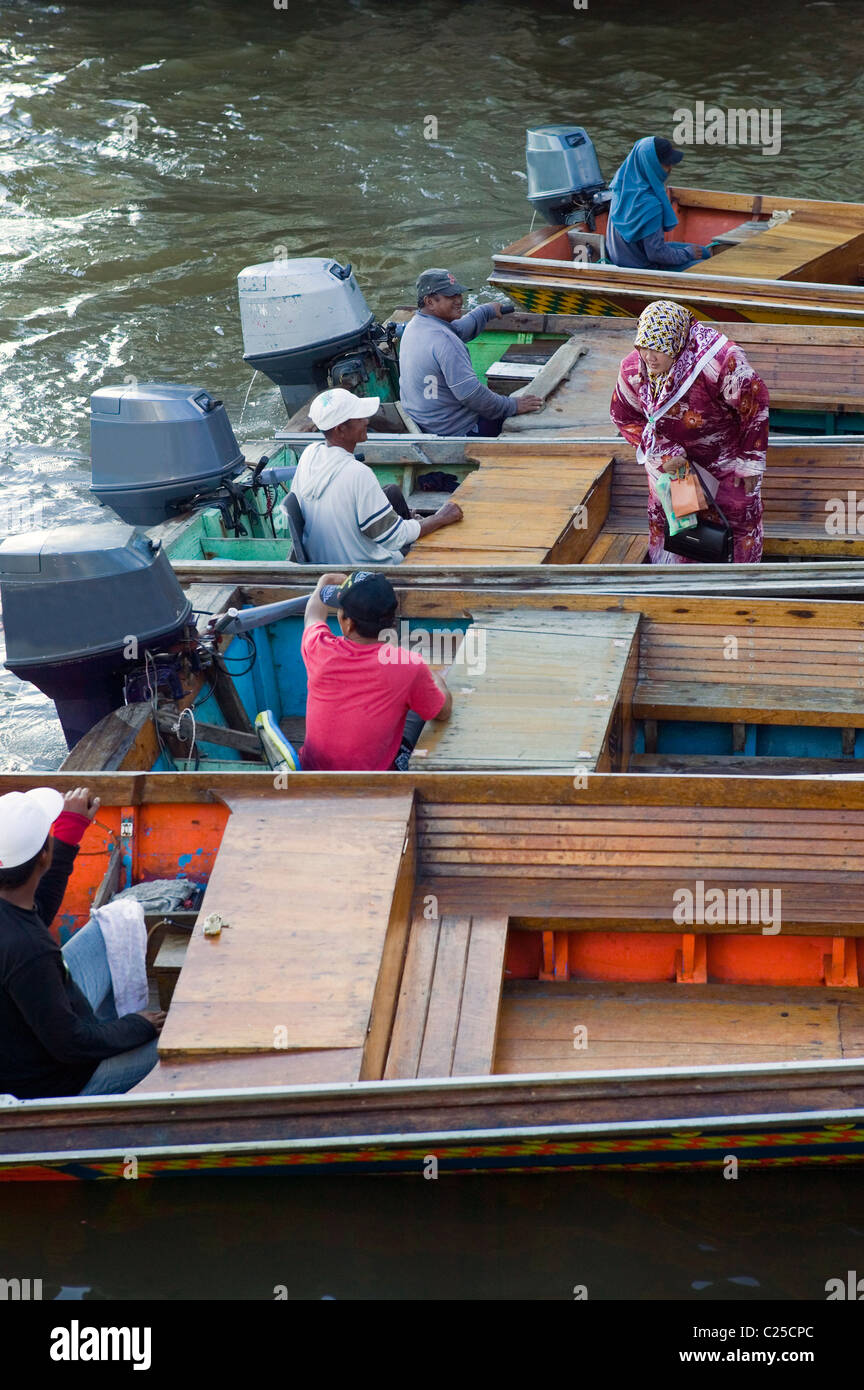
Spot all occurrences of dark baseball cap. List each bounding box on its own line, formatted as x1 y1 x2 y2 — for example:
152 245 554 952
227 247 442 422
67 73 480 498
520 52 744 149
416 268 469 300
654 136 683 166
336 573 398 627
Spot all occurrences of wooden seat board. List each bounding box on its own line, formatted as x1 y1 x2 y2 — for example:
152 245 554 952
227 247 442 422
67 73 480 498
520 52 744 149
414 610 639 771
494 987 842 1074
633 679 864 725
158 792 414 1058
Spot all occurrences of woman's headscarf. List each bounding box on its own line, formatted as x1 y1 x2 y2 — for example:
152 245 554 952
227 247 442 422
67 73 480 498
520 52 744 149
608 137 679 244
631 301 724 406
634 300 693 358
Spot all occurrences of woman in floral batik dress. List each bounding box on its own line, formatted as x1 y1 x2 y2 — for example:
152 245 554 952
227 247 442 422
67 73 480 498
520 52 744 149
609 300 770 563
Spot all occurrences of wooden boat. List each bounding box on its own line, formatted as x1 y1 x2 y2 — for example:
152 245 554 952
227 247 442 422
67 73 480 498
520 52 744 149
152 310 864 568
489 188 864 325
62 585 864 779
162 437 864 570
3 769 864 1181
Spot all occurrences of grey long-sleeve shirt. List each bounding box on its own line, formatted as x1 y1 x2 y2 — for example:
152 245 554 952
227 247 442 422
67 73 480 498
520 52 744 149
398 304 519 435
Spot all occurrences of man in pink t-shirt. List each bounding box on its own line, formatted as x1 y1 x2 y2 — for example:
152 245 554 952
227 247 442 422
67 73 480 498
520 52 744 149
300 571 452 772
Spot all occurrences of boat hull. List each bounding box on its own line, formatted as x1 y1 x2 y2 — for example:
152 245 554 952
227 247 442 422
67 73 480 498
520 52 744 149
4 1112 864 1181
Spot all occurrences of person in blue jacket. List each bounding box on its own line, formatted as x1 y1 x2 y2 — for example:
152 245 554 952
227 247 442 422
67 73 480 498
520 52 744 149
606 136 713 272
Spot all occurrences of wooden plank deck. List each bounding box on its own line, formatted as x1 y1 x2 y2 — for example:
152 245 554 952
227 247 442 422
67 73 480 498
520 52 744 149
156 790 416 1080
495 318 864 436
410 446 612 566
384 911 508 1079
691 213 864 284
494 982 852 1073
413 609 639 771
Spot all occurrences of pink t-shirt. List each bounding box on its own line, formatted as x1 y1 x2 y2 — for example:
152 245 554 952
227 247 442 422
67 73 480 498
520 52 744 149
300 622 446 771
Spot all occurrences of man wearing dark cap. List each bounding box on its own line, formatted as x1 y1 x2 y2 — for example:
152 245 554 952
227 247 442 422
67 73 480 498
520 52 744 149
606 135 713 271
398 268 543 436
299 571 451 771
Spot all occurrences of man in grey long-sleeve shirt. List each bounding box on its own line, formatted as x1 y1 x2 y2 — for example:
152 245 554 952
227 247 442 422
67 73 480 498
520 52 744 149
398 268 544 436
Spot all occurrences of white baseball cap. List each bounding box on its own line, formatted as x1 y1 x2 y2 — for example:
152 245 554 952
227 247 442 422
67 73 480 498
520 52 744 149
0 788 64 869
308 388 380 431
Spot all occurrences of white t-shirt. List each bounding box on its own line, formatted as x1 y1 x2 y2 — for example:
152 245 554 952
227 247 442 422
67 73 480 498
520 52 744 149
289 443 421 566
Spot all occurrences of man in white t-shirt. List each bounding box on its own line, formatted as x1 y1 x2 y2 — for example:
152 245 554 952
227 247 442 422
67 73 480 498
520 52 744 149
290 388 463 565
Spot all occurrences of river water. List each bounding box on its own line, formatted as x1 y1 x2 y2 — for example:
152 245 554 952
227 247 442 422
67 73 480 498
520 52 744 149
1 0 864 1301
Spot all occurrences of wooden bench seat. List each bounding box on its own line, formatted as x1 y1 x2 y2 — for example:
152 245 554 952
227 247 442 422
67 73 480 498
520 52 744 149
494 981 855 1073
416 801 864 939
607 444 864 557
634 617 864 728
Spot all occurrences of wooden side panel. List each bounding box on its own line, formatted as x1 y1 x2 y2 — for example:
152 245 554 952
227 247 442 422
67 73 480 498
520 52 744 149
545 463 612 563
360 802 417 1080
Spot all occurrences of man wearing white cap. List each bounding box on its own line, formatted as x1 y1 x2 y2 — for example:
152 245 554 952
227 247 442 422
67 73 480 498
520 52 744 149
0 786 162 1100
290 387 462 564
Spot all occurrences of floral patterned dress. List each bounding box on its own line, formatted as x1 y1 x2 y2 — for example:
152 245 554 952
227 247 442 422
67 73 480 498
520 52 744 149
609 323 770 563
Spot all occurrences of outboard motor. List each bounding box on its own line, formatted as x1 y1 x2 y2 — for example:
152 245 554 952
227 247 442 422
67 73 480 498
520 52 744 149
90 383 245 526
237 256 399 414
0 523 194 749
526 125 611 227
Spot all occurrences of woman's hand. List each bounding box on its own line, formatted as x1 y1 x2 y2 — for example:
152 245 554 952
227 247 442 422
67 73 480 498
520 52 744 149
660 455 685 473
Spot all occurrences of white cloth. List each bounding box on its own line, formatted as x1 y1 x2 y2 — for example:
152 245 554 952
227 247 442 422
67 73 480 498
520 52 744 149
290 442 421 565
90 900 149 1018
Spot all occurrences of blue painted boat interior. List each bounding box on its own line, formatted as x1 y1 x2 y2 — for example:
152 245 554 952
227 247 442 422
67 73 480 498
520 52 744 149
164 608 864 768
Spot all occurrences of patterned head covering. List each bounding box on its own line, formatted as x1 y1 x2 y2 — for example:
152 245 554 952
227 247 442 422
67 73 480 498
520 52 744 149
634 300 692 358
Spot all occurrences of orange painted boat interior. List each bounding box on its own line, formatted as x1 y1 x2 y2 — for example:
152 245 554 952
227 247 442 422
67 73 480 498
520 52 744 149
505 929 864 989
522 201 864 280
55 803 229 943
524 205 756 266
54 801 861 990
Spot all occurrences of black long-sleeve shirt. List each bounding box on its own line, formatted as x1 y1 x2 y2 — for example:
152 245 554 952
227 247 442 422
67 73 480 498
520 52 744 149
0 841 156 1099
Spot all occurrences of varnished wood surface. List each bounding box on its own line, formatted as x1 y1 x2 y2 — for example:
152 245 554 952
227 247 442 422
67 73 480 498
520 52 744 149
410 447 612 565
158 791 415 1063
384 911 508 1079
494 980 862 1074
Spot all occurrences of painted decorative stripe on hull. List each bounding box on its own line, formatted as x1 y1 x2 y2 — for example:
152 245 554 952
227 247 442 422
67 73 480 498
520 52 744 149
3 1123 863 1181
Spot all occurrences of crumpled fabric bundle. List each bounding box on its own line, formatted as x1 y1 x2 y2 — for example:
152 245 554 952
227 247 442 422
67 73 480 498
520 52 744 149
111 878 201 913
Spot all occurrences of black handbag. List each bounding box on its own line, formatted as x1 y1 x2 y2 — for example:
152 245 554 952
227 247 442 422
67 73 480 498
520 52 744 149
662 470 733 562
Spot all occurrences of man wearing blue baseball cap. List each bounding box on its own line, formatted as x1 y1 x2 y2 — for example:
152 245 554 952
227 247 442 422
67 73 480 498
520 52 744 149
398 268 544 436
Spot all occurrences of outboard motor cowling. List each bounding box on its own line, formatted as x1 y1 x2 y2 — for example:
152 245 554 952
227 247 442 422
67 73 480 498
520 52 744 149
238 257 379 413
526 125 610 226
237 255 405 414
90 383 245 526
0 524 193 749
